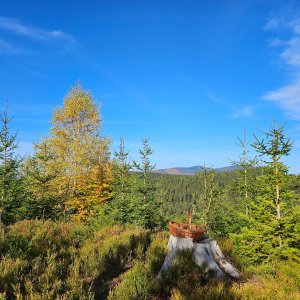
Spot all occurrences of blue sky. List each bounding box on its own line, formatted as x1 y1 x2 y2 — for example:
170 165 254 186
0 0 300 173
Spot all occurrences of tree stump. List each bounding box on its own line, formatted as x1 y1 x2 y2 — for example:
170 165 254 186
158 235 240 280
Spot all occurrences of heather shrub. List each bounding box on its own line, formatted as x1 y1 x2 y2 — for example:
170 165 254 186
1 219 299 300
0 220 92 298
81 227 150 271
215 238 234 257
228 261 300 300
2 220 90 259
107 262 156 300
79 228 151 298
93 224 132 241
146 232 168 275
0 221 154 299
169 260 300 300
0 257 29 298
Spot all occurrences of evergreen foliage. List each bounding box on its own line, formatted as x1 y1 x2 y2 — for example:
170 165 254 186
133 137 157 229
108 138 136 225
231 128 257 215
193 166 222 233
23 139 62 220
0 102 24 227
231 123 299 263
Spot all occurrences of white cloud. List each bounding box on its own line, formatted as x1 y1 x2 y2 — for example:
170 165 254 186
264 17 281 31
0 39 17 54
0 17 75 44
0 17 76 55
289 18 300 34
231 106 253 118
263 17 300 119
280 37 300 66
263 79 300 119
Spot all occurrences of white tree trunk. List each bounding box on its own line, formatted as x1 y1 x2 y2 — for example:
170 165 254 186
158 235 240 280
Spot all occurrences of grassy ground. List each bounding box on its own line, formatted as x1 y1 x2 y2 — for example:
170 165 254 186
0 220 299 299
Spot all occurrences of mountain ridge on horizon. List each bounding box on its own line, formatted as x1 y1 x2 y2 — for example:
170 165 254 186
152 165 238 175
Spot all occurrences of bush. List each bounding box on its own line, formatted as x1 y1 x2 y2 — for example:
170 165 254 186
1 220 299 300
108 262 156 300
146 232 168 275
107 232 168 300
169 260 300 300
0 257 29 298
79 228 151 299
231 261 300 299
1 220 90 259
0 220 92 298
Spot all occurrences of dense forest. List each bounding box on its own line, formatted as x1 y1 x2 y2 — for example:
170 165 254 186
0 84 299 299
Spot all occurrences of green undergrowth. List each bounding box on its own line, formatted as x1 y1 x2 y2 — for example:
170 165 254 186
0 220 152 299
0 220 299 299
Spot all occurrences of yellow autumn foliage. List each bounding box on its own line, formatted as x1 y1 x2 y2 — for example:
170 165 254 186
48 83 111 221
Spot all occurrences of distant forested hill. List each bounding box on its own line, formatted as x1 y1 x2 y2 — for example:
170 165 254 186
153 165 238 175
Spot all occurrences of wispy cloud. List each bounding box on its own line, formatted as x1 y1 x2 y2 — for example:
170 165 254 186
263 17 300 119
264 17 281 31
0 16 76 54
264 79 300 119
0 16 75 43
0 38 20 54
231 106 253 118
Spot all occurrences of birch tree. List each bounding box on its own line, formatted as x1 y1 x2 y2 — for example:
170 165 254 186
49 83 111 221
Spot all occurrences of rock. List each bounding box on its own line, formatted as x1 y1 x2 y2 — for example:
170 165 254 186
157 235 240 280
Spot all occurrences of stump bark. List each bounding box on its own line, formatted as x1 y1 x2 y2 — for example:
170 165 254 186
158 235 240 280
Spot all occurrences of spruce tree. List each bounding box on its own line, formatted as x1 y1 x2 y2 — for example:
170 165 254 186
23 139 61 220
109 138 134 224
231 128 257 215
133 137 156 229
193 165 222 234
252 122 292 246
155 177 169 228
231 123 299 263
0 102 23 227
